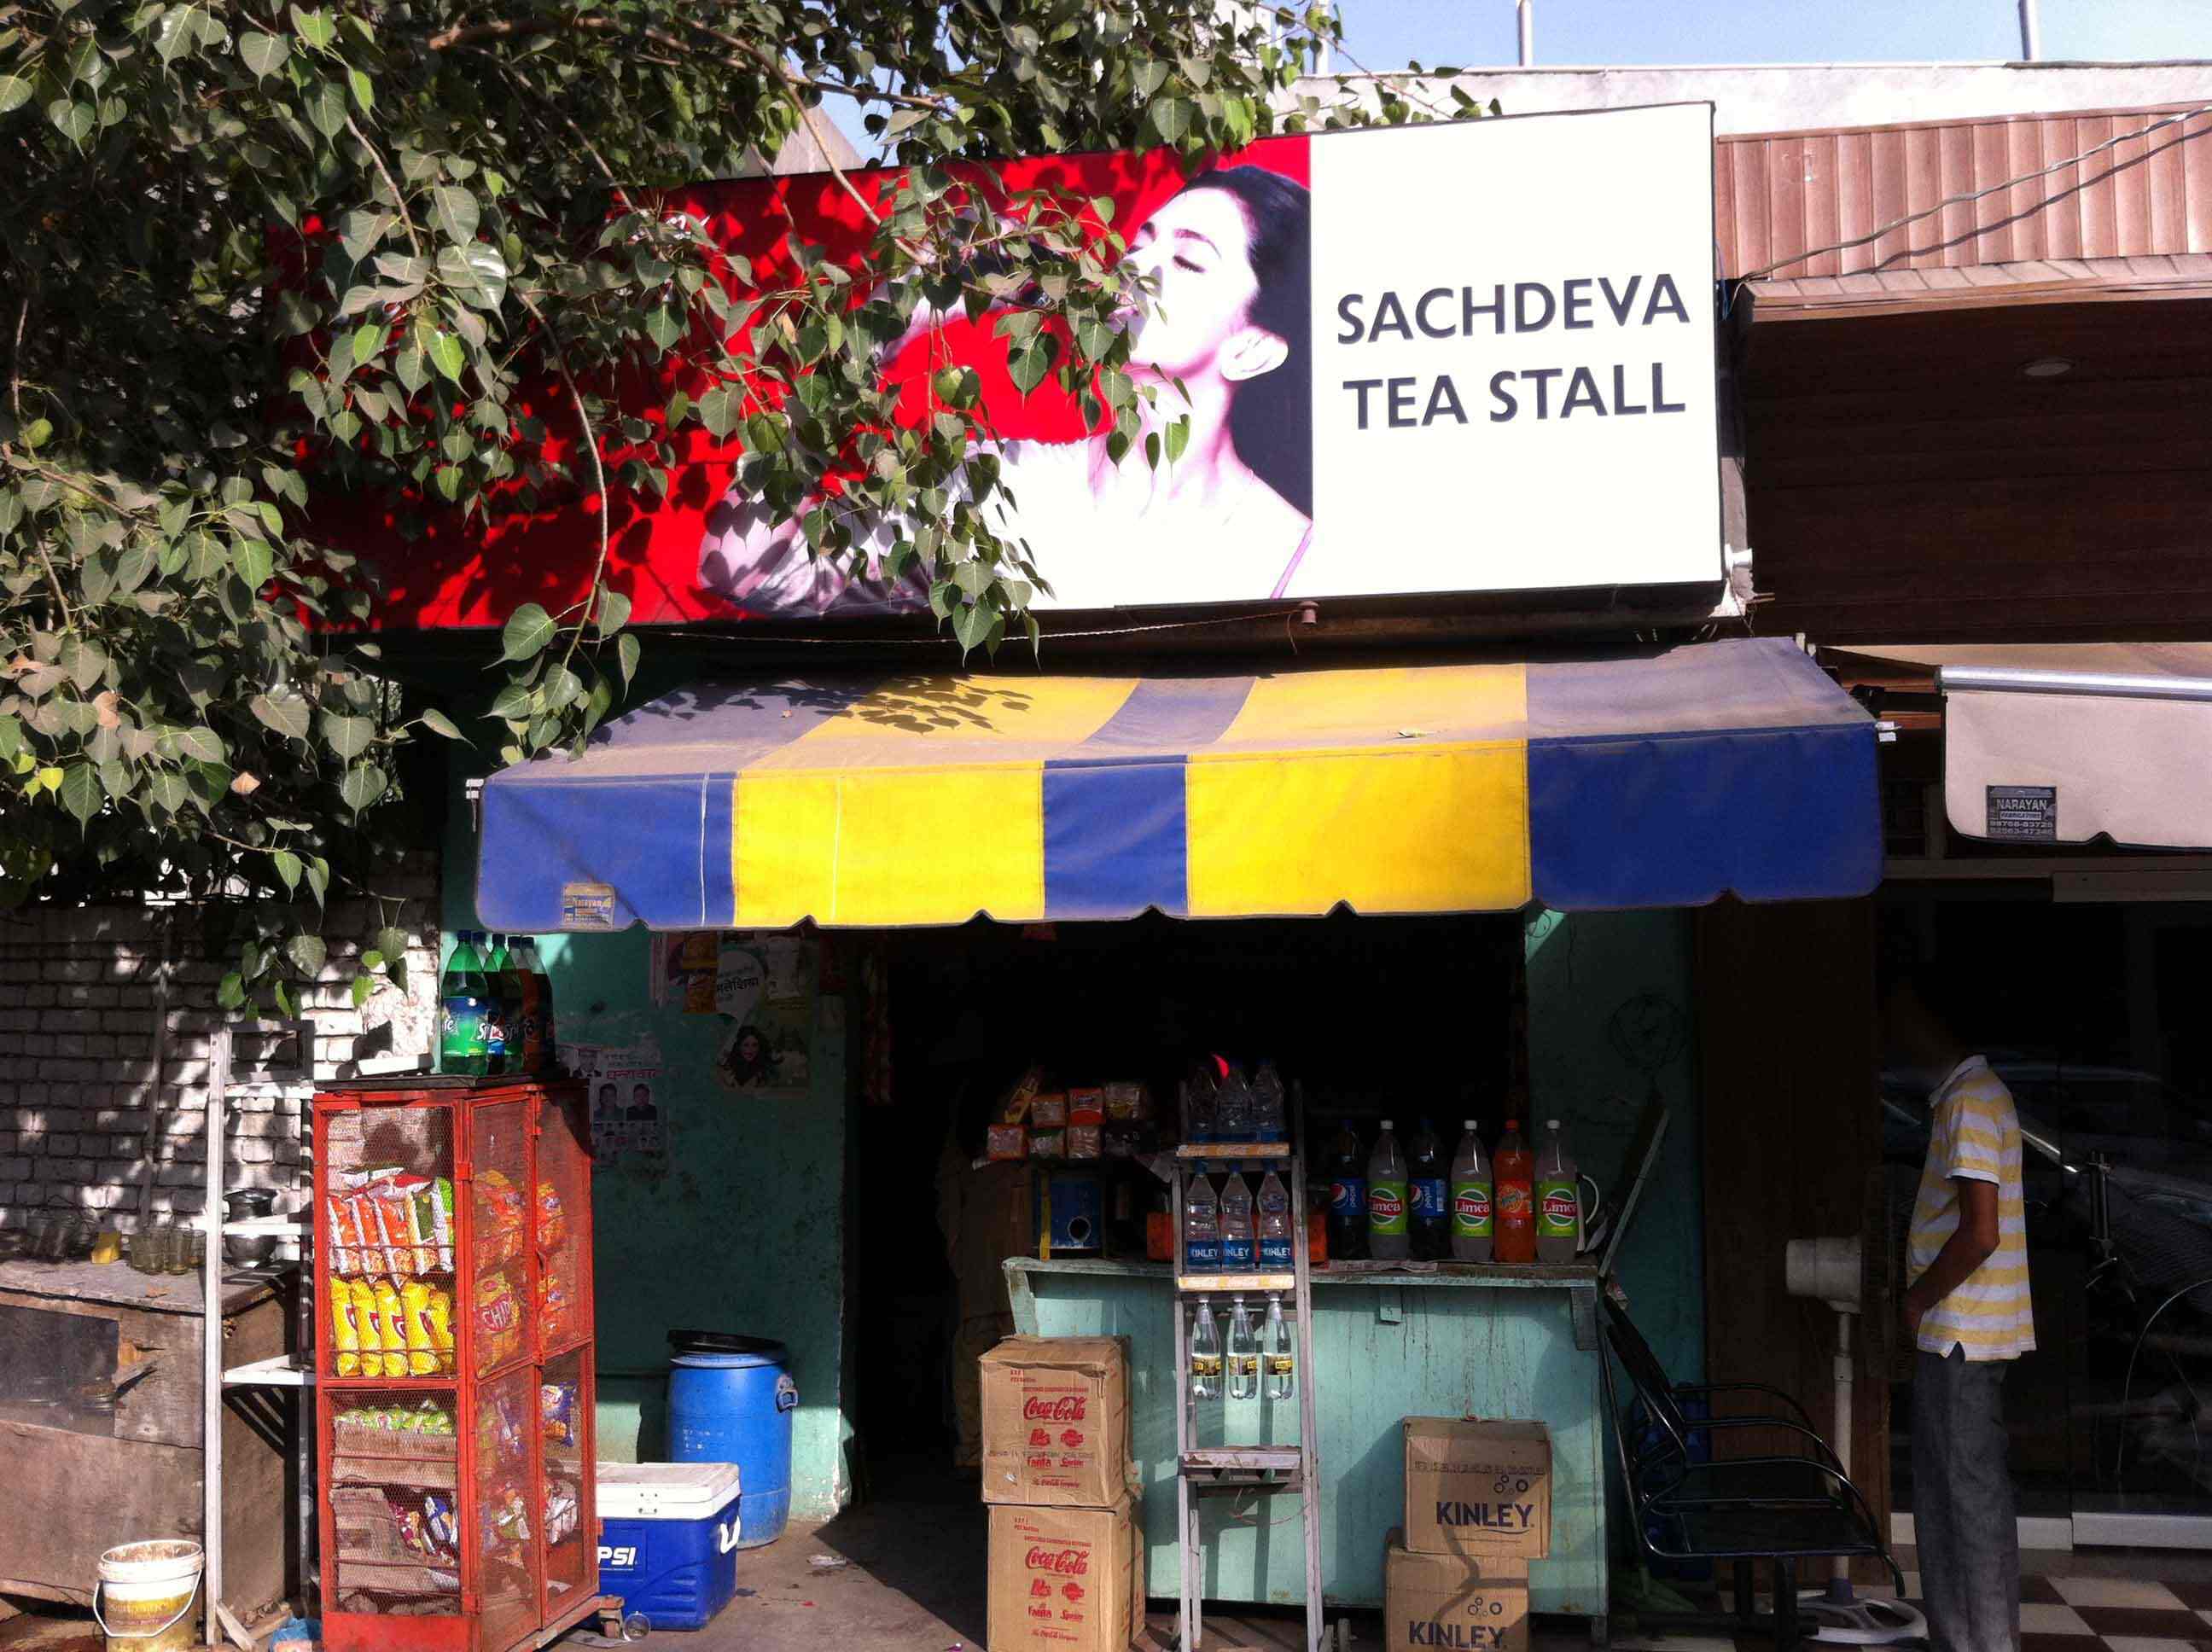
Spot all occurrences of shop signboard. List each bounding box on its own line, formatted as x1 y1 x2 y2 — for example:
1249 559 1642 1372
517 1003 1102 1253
345 104 1719 627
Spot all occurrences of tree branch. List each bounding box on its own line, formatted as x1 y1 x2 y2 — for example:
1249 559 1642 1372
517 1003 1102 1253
344 114 424 261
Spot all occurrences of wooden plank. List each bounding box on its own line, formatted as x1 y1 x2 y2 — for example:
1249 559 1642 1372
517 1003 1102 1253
1694 899 1889 1582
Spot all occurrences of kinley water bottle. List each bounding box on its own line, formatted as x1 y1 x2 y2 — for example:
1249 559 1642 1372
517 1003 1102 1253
1256 1172 1294 1271
1226 1296 1260 1400
1264 1294 1295 1400
1190 1295 1223 1400
1183 1174 1221 1271
1220 1174 1255 1271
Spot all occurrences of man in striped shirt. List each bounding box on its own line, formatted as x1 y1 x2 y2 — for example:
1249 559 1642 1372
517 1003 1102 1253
1887 971 2035 1652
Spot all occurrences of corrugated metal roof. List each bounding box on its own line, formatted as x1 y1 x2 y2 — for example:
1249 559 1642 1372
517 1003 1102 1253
1717 104 2212 282
1746 252 2212 317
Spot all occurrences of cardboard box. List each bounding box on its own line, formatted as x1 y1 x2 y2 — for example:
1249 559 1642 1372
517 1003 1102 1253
1385 1532 1530 1652
988 1498 1145 1652
1402 1417 1551 1559
981 1336 1134 1507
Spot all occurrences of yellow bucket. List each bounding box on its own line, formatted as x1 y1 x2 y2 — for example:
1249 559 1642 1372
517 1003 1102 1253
93 1539 202 1652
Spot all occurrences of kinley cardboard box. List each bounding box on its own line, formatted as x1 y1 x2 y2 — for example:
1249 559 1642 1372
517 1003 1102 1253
1402 1417 1551 1560
988 1498 1145 1652
981 1335 1134 1507
1386 1531 1530 1652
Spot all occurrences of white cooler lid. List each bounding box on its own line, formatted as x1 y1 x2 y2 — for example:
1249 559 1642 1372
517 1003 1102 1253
596 1461 742 1521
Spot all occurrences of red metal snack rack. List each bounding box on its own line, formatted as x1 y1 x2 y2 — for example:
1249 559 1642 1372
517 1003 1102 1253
313 1077 599 1652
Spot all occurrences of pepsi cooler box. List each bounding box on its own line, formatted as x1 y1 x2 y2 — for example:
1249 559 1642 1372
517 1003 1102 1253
597 1462 744 1631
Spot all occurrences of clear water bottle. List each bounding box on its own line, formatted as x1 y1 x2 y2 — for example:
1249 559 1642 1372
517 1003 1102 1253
1450 1119 1493 1263
1226 1295 1260 1400
1250 1062 1288 1142
1214 1065 1254 1143
1264 1294 1295 1400
1220 1174 1255 1271
1181 1075 1218 1145
1366 1118 1410 1261
1183 1174 1221 1271
1190 1296 1222 1400
1256 1172 1294 1271
1535 1118 1582 1264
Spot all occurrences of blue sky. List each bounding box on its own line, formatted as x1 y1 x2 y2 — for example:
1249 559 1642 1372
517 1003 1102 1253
1333 0 2212 70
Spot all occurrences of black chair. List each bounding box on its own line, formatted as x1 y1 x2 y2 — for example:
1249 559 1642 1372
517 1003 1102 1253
1601 1294 1901 1650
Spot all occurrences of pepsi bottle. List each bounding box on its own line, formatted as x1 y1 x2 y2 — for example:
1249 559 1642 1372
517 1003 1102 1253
1325 1119 1367 1262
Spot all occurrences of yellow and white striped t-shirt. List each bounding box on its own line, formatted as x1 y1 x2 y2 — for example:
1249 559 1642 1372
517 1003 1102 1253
1910 1056 2035 1360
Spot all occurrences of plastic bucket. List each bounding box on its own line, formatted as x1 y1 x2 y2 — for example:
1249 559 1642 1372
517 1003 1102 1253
667 1334 795 1549
94 1539 202 1652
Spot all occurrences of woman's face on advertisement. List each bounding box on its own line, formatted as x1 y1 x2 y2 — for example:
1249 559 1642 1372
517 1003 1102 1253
1125 186 1270 381
739 1033 762 1062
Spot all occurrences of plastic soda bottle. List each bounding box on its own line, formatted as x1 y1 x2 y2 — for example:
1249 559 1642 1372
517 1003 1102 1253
1256 1172 1295 1271
1493 1119 1536 1264
1220 1174 1256 1271
1326 1120 1367 1262
1366 1119 1410 1261
1226 1296 1260 1399
438 932 490 1076
1183 1175 1221 1271
1190 1296 1223 1400
1264 1294 1295 1399
515 937 552 1074
1250 1062 1288 1142
1409 1118 1450 1261
484 934 522 1075
1450 1119 1494 1263
1536 1118 1582 1264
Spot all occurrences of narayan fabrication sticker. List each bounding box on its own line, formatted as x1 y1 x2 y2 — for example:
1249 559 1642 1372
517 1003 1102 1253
1986 786 2057 843
560 881 619 928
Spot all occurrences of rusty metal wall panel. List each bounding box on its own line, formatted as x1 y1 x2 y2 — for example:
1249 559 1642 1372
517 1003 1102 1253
1719 105 2212 279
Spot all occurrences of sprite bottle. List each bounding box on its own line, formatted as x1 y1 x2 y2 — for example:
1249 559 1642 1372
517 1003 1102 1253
438 932 491 1076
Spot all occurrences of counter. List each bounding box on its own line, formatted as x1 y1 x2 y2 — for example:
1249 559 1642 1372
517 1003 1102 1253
1004 1256 1607 1631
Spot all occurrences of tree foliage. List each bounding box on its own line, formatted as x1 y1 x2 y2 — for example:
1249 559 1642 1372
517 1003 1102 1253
0 0 1468 1005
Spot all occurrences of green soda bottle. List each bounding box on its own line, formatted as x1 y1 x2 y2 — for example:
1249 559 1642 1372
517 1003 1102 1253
438 932 491 1076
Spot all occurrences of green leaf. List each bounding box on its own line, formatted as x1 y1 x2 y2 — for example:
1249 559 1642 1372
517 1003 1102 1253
176 726 224 763
499 602 554 661
304 856 329 905
239 31 288 78
284 932 328 977
425 330 465 384
346 67 373 113
696 384 740 439
48 100 95 147
319 712 375 759
595 589 632 637
615 632 641 688
289 5 335 49
430 184 480 247
418 707 464 742
376 925 410 963
305 80 347 140
0 76 32 114
250 689 311 740
217 971 246 1010
351 973 375 1008
57 763 102 823
338 763 387 813
235 538 275 588
1165 416 1191 465
271 848 302 891
1144 96 1196 145
350 322 384 365
952 602 996 654
146 772 191 814
154 3 209 63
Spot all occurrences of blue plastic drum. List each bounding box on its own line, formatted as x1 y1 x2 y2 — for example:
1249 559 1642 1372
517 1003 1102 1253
667 1333 797 1550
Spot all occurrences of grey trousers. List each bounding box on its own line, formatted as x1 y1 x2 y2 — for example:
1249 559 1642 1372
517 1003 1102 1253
1912 1347 2020 1652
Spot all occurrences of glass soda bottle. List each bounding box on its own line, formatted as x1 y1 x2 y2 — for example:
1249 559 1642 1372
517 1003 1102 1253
1451 1119 1494 1263
1493 1119 1536 1264
1190 1296 1223 1400
1366 1118 1410 1261
1220 1174 1255 1271
438 932 490 1076
1226 1296 1260 1400
1183 1174 1221 1271
1264 1294 1295 1399
1325 1119 1366 1262
1535 1118 1582 1264
1256 1172 1294 1271
1409 1118 1450 1261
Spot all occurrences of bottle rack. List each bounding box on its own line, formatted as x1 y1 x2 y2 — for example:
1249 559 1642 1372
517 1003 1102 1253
311 1077 600 1652
1169 1119 1323 1652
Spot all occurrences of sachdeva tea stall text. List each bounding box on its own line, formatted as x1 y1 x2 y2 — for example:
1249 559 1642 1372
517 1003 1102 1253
336 103 1722 630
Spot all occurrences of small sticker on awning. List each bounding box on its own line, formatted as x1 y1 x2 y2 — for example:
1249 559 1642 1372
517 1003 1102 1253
561 881 619 928
1986 785 2057 842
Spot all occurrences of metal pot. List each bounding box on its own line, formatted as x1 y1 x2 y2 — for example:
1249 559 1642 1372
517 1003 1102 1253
223 1190 279 1266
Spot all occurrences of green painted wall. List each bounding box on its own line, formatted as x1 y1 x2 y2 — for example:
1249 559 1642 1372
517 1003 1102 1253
442 774 853 1520
1525 908 1703 1382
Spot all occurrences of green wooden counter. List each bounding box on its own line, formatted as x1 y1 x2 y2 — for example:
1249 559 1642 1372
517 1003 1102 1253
1005 1256 1608 1633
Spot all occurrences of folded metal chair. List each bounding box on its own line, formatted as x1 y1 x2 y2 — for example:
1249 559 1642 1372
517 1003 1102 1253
1601 1294 1902 1651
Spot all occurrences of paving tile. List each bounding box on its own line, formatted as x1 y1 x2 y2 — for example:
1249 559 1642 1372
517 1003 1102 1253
2019 1603 2096 1636
2098 1638 2208 1652
2174 1583 2212 1612
2022 1576 2067 1604
2074 1608 2212 1640
2053 1579 2190 1611
2025 1634 2102 1652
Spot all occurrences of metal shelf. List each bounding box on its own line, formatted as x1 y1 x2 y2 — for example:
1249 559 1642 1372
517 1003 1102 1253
1174 1142 1291 1160
1176 1271 1296 1294
224 1353 314 1388
223 1214 310 1238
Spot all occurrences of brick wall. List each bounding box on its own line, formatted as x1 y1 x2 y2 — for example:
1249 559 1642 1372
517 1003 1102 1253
0 856 442 1236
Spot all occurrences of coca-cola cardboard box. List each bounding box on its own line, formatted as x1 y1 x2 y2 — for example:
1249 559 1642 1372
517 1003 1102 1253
1401 1417 1551 1560
987 1498 1145 1652
981 1336 1133 1507
1385 1531 1529 1652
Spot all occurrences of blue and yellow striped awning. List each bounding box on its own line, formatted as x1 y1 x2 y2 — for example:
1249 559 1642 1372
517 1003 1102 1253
475 638 1879 931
